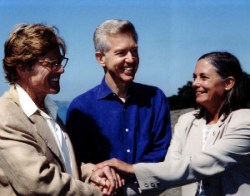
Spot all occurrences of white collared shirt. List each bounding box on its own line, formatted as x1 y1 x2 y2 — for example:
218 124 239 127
16 84 73 176
197 124 216 196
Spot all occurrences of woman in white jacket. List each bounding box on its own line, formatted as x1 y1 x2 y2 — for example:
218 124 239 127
95 51 250 196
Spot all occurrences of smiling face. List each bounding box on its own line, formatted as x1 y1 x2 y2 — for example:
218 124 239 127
96 33 139 87
192 59 228 112
17 47 64 102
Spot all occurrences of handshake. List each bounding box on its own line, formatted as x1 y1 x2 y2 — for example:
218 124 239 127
90 158 134 195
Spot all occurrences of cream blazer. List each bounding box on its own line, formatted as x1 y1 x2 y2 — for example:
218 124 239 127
134 109 250 196
0 86 101 195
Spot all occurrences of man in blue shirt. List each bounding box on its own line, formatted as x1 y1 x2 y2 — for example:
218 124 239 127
66 19 171 183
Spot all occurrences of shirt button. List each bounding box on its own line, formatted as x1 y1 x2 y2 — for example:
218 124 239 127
125 128 129 132
126 149 131 153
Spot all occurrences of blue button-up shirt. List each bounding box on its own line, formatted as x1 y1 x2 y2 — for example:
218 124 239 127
66 78 171 165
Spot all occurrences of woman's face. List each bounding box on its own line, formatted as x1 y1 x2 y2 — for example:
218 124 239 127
17 47 65 101
192 59 227 111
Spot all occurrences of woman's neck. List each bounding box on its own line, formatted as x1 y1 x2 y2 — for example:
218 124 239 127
206 105 224 125
206 113 219 124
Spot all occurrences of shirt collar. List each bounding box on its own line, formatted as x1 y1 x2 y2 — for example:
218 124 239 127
97 77 115 99
97 77 140 100
16 84 38 117
16 84 58 119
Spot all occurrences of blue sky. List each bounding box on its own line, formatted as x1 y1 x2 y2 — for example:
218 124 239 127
1 0 250 101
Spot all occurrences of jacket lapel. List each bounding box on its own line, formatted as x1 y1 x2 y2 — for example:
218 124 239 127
7 85 66 170
183 118 204 154
29 113 64 165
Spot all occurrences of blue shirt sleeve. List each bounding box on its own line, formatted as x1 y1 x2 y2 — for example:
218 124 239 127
138 88 172 162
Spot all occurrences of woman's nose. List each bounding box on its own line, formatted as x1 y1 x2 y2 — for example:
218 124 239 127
192 78 200 87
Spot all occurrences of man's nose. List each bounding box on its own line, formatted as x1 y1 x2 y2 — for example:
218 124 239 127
125 51 135 63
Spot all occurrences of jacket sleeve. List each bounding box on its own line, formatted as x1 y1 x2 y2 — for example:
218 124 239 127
133 109 250 192
0 102 101 196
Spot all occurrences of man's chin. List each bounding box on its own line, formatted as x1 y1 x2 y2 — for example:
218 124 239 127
123 75 135 82
49 88 60 94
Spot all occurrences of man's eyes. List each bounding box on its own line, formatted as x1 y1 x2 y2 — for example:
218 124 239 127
131 49 138 54
115 49 138 57
116 51 126 56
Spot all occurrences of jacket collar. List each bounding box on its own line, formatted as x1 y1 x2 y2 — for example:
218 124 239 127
29 112 63 162
192 111 227 148
192 111 226 127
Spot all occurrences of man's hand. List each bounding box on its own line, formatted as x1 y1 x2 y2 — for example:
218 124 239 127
94 158 135 175
90 165 125 195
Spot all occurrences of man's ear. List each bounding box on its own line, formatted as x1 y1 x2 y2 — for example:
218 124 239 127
16 65 26 77
225 76 235 91
95 51 106 68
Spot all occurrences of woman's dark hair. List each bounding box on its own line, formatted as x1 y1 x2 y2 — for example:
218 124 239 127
3 23 66 84
195 51 250 119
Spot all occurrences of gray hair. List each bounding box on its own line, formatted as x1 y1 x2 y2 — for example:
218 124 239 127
93 19 138 53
